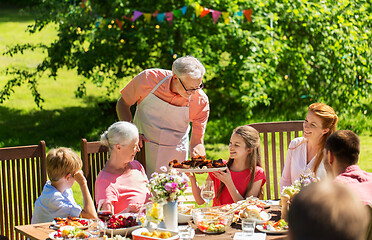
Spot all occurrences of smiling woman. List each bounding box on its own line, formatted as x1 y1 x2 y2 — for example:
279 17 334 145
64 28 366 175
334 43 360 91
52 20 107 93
279 103 338 190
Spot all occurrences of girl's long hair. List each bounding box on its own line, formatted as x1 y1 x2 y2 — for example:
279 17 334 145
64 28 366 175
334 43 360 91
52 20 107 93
216 125 262 199
308 103 338 173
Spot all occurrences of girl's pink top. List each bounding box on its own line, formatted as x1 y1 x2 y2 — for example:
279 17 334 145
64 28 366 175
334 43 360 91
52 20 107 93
95 160 151 214
209 165 266 206
120 68 209 138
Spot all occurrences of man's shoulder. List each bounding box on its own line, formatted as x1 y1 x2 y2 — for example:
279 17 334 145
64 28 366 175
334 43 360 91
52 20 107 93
144 68 172 79
191 89 209 104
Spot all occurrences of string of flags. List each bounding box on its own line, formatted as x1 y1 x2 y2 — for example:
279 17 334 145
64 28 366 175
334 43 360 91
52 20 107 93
80 1 253 29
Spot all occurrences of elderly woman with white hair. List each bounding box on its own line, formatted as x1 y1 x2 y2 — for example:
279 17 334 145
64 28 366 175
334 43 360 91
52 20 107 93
95 121 150 214
116 56 210 178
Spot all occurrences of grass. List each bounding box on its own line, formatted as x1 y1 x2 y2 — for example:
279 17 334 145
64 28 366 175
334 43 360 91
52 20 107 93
1 8 371 208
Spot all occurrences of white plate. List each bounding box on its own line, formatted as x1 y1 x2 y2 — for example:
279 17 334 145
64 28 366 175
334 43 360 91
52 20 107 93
250 212 271 225
132 227 179 240
175 167 227 173
106 225 141 236
256 225 288 234
52 218 93 229
49 227 91 239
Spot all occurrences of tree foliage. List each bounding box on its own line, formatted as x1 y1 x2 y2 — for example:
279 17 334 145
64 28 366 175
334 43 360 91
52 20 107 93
2 0 371 122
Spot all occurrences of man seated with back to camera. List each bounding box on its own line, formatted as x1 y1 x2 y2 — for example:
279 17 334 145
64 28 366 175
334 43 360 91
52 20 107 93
323 130 372 205
288 180 369 240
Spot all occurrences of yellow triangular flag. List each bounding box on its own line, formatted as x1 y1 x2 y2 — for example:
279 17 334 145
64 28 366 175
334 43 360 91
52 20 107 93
143 13 152 23
195 3 203 17
222 12 230 24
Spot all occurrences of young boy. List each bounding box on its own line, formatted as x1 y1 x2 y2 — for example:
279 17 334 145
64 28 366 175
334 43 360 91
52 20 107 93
31 147 97 223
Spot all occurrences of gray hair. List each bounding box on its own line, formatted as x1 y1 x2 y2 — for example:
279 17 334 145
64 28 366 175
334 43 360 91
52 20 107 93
100 121 139 150
172 56 206 80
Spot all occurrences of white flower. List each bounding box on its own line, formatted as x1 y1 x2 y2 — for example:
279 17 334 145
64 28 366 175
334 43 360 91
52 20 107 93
160 166 167 172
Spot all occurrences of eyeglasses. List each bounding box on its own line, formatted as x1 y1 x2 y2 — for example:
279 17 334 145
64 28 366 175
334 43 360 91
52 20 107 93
178 77 204 95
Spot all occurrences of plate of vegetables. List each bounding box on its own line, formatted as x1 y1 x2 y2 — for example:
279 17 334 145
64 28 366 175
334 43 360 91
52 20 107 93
49 226 91 239
256 219 288 234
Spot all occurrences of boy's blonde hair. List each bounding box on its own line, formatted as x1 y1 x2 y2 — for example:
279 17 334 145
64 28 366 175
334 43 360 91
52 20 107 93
46 148 82 182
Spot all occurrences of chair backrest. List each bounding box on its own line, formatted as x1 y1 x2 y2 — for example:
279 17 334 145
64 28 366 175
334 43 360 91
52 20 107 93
248 121 303 200
80 139 146 203
0 141 47 240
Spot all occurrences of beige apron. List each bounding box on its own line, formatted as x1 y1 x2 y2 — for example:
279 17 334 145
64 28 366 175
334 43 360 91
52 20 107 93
133 75 190 178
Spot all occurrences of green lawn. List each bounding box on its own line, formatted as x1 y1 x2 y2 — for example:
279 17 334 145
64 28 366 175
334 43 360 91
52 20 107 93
1 8 371 207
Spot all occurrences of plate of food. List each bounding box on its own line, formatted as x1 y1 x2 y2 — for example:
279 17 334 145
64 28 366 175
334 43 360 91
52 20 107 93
178 203 194 224
256 219 288 234
53 216 92 229
49 226 91 239
239 205 271 224
105 213 141 235
169 157 227 173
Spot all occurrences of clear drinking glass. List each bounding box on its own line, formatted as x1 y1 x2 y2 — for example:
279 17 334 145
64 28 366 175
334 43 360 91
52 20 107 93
178 225 192 240
97 199 114 237
87 219 101 238
201 180 215 207
242 218 256 236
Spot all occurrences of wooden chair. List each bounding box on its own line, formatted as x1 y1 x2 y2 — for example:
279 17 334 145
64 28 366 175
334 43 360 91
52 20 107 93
248 121 304 200
366 204 372 240
0 141 47 240
80 139 146 203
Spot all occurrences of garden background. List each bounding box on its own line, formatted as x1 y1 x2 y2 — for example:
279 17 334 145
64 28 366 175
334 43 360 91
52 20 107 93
1 0 371 206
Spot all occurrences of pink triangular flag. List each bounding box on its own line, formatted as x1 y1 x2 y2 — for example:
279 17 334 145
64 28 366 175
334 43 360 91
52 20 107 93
165 12 173 23
132 11 143 22
211 10 221 24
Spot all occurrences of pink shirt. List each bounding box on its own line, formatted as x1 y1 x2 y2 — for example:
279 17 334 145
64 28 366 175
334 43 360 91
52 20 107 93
95 160 151 214
120 69 209 137
209 165 266 206
334 165 372 205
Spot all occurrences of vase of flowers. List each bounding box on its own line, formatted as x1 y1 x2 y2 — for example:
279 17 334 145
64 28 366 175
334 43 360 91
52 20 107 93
281 171 319 221
148 166 189 231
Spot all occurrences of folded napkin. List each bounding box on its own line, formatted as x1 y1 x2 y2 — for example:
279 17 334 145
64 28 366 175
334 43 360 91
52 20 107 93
233 232 266 240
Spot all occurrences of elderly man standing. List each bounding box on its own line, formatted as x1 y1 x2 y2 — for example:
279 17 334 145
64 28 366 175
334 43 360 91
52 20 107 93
116 56 209 177
324 130 372 205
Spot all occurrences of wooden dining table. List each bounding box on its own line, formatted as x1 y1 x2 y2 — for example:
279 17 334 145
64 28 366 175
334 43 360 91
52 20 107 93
15 205 287 240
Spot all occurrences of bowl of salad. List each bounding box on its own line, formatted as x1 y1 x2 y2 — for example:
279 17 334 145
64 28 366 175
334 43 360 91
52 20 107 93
192 207 233 234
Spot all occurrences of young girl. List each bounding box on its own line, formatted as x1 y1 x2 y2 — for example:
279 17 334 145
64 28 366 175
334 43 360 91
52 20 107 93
189 125 266 206
279 103 338 190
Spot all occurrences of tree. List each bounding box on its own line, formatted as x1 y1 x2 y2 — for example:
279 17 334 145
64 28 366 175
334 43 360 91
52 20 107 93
2 0 371 123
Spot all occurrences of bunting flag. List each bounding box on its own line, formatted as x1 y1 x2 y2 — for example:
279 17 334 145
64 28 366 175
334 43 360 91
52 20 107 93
143 13 152 23
165 12 173 23
200 8 210 18
222 12 230 24
243 9 253 22
173 9 183 18
132 11 143 22
195 3 203 17
115 19 123 29
83 1 253 28
211 10 221 24
181 6 187 15
157 13 166 22
235 11 243 17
